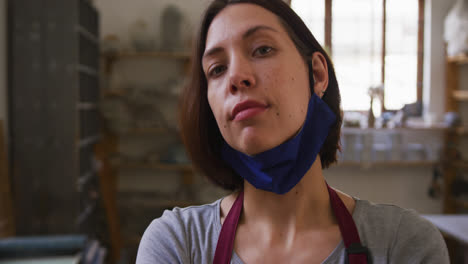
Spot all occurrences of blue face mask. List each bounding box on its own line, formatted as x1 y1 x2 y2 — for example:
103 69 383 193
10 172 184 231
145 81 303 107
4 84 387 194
221 92 336 195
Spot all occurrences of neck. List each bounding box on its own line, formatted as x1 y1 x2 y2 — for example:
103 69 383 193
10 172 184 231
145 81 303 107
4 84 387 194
241 156 336 239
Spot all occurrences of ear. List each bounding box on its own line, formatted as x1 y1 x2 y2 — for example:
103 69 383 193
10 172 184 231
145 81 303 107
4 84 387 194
310 52 329 99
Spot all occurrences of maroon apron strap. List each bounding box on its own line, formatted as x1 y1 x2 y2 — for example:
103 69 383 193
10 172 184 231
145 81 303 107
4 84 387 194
213 186 369 264
326 184 369 264
213 190 244 264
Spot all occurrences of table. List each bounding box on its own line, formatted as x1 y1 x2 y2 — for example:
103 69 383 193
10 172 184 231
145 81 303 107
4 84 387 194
423 214 468 245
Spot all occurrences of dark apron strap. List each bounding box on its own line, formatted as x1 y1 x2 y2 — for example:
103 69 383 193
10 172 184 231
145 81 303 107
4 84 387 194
214 185 369 264
213 190 244 264
326 184 369 264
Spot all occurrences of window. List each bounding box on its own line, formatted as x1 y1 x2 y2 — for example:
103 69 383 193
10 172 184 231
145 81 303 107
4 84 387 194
291 0 423 111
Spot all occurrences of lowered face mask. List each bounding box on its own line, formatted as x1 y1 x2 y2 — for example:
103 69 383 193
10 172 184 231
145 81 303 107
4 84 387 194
221 90 336 195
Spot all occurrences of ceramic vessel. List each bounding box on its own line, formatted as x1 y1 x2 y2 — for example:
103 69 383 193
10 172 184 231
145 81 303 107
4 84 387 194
160 5 184 52
445 0 468 56
129 19 155 52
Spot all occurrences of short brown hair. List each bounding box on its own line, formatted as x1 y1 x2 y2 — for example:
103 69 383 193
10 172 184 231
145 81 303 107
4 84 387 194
179 0 342 191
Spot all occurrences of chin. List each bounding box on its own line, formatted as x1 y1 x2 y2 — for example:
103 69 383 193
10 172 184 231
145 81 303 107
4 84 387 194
237 137 279 156
230 127 286 156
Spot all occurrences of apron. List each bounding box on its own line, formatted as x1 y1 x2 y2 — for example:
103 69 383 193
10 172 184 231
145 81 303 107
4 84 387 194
213 184 370 264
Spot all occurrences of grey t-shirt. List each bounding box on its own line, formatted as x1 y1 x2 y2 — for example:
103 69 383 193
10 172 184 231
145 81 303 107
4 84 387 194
136 198 449 263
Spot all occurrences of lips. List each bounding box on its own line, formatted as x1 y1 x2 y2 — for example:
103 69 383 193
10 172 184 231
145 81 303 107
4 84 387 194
231 100 268 121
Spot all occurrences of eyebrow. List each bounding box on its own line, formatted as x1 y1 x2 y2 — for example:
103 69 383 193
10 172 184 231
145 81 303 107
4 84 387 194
202 25 279 61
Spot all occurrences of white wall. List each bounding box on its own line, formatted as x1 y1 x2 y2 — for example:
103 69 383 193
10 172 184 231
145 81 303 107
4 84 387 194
325 166 441 214
0 0 7 139
423 0 456 122
93 0 212 50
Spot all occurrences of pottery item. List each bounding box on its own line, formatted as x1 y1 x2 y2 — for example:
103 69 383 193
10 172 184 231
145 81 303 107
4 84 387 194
444 0 468 56
129 19 155 52
160 5 184 52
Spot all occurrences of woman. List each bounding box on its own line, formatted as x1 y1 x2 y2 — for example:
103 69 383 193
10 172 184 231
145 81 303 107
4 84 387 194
137 0 449 263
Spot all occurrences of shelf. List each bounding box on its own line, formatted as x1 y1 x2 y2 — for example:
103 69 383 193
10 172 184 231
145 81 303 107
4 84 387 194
453 90 468 101
77 25 99 44
103 88 179 98
337 161 438 168
76 202 97 226
78 135 101 148
103 51 191 60
456 199 468 209
117 161 193 172
449 127 468 136
122 127 168 135
447 54 468 65
77 170 97 191
452 161 468 169
119 198 196 209
342 126 447 134
77 102 97 110
77 64 98 76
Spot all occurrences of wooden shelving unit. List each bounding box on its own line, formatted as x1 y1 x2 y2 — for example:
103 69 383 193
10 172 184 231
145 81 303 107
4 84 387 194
100 50 195 260
447 54 468 64
106 51 191 59
9 0 122 261
102 51 191 76
443 54 468 214
116 161 193 172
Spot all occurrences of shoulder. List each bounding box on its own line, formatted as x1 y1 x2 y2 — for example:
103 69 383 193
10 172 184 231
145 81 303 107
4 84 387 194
354 200 449 263
136 200 222 264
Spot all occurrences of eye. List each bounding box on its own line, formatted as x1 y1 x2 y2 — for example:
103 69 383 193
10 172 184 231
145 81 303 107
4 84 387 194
253 46 273 57
208 65 227 78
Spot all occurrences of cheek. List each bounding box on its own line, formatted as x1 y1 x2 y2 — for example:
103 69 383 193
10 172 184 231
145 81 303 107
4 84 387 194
207 89 228 133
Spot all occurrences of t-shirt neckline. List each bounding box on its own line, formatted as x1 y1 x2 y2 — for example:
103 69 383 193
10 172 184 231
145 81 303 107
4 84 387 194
214 196 362 264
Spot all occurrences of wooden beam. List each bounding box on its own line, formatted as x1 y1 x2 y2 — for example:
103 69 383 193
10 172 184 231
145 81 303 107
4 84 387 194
417 0 425 102
94 134 122 262
445 59 459 112
381 0 387 112
325 0 332 54
0 120 15 237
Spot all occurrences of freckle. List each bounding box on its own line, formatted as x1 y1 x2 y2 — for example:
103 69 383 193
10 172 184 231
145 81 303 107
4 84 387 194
276 112 280 116
292 77 295 81
295 191 299 195
223 125 227 128
289 114 292 118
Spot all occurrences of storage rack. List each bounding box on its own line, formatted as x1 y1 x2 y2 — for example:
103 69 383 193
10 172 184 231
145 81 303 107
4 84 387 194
442 54 468 214
100 50 195 259
8 0 120 260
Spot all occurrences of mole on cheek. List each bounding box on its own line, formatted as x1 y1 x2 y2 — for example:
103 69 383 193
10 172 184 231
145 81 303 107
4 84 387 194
276 112 280 116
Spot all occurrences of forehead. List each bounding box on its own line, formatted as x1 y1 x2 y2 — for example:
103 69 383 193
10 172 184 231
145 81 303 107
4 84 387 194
205 3 286 50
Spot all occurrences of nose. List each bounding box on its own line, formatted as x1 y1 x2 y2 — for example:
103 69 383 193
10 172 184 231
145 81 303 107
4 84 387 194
228 55 256 93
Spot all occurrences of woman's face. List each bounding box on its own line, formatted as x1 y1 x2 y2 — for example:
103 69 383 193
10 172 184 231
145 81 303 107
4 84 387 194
202 3 312 156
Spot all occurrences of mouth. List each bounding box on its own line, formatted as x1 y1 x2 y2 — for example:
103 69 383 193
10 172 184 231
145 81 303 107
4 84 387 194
231 100 269 121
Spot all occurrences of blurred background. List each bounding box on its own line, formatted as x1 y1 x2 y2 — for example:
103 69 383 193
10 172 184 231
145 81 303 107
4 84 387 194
0 0 467 263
